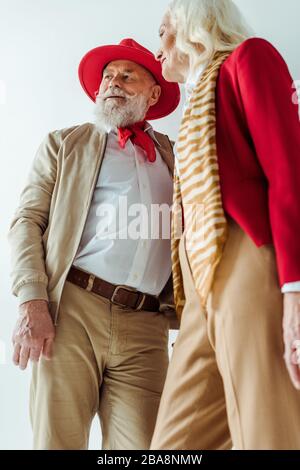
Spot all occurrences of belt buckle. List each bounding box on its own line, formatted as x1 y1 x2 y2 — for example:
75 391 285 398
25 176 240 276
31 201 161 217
111 285 145 310
111 285 133 308
111 285 124 306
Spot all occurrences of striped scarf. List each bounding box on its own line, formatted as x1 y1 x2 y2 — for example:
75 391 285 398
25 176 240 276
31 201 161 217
171 51 231 317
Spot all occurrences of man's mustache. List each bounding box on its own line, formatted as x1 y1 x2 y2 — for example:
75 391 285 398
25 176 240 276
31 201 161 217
99 88 129 101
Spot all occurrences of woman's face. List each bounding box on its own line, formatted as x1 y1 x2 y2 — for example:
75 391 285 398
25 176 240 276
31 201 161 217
156 13 189 84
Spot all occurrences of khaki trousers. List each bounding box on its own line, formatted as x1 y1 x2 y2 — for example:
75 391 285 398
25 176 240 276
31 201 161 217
30 280 169 450
151 219 300 450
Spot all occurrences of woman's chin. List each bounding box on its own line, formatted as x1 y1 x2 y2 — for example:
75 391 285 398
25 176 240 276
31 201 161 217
162 66 178 83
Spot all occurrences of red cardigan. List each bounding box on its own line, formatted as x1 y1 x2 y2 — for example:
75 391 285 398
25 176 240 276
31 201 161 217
216 38 300 287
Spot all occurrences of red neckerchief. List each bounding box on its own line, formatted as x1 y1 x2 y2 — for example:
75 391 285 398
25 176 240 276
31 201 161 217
117 121 156 163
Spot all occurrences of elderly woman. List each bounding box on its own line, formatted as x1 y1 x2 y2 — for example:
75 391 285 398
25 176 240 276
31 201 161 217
151 0 300 450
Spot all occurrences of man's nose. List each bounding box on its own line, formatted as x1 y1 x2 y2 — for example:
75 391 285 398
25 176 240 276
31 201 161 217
109 75 121 88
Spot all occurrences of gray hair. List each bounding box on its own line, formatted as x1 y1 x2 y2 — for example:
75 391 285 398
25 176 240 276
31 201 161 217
168 0 253 73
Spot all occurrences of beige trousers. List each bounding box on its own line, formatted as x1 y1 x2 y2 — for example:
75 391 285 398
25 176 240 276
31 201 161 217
151 219 300 450
30 280 169 450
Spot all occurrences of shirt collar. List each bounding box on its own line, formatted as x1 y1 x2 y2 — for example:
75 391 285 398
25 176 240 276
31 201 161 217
185 61 209 103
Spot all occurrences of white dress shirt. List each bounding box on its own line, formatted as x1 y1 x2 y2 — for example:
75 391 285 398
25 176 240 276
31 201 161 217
177 62 300 293
73 124 173 296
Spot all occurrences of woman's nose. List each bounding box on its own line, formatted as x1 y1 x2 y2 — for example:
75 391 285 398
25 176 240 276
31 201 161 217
155 48 163 62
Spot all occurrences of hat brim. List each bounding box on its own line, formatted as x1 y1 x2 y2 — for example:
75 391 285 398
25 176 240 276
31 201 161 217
78 44 180 120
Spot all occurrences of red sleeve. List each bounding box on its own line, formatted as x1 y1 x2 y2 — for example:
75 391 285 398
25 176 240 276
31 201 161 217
236 38 300 286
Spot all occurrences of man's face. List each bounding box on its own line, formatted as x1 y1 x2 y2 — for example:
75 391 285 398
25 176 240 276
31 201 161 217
95 60 161 129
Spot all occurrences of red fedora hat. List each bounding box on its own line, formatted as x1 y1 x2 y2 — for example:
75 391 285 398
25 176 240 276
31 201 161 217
78 38 180 120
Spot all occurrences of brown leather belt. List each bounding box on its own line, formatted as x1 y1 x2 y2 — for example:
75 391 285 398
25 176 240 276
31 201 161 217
66 265 160 312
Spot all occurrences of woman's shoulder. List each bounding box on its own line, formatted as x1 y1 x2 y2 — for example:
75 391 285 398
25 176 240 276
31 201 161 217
221 37 286 77
226 37 283 67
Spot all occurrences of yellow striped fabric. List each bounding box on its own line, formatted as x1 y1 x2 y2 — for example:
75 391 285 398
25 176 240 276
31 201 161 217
171 51 231 318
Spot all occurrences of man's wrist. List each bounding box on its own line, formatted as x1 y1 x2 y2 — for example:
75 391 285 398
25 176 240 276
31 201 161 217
20 299 48 308
17 282 49 306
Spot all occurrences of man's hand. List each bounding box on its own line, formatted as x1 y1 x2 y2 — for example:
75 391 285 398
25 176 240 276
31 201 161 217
12 300 55 370
283 293 300 390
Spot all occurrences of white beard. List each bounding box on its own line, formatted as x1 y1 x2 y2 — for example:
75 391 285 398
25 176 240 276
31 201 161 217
94 87 149 132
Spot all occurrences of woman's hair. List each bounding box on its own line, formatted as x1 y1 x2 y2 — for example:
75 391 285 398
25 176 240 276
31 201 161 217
168 0 253 73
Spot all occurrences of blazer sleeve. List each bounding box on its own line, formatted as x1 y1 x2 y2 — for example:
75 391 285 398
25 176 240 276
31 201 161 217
236 38 300 286
7 131 60 305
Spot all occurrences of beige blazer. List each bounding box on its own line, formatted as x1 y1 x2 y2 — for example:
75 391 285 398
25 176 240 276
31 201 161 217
8 123 179 329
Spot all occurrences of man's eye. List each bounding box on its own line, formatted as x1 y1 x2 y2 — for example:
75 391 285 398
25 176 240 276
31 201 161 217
104 75 111 80
159 30 165 38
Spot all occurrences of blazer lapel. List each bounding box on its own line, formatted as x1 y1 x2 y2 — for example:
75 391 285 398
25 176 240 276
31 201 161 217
153 131 175 176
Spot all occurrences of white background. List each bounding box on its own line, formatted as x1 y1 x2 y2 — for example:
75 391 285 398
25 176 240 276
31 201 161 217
0 0 299 449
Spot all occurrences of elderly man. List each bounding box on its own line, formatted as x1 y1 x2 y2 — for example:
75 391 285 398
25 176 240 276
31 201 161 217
8 38 180 450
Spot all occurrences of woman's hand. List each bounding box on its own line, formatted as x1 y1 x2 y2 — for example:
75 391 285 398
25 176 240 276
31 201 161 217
283 293 300 390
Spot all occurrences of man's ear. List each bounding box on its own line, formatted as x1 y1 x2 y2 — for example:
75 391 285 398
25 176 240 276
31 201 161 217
148 85 161 107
